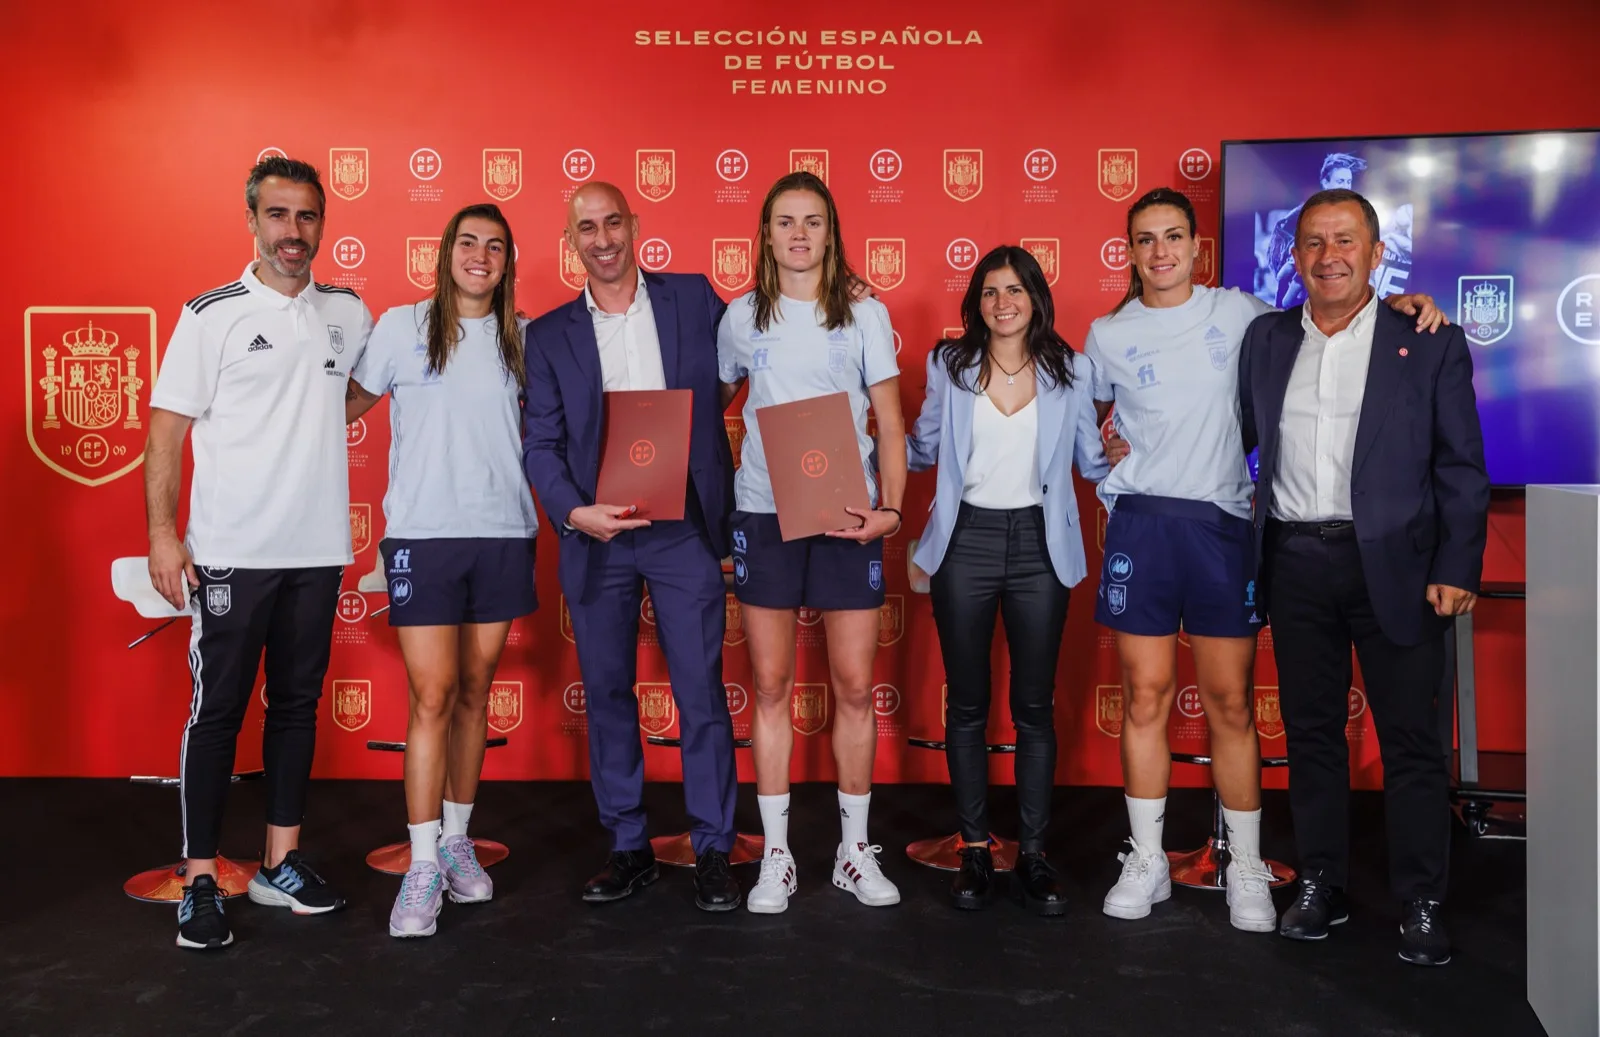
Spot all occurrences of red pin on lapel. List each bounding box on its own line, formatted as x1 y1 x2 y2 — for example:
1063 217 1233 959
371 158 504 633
1398 348 1409 357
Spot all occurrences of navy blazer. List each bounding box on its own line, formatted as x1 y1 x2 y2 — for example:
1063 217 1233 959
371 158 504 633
1239 302 1490 646
521 272 734 600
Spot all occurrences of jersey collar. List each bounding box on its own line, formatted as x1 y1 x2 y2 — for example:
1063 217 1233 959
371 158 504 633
241 261 314 310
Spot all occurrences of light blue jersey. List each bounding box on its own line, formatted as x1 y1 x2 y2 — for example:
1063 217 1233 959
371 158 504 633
717 293 900 514
352 302 539 540
1083 286 1273 520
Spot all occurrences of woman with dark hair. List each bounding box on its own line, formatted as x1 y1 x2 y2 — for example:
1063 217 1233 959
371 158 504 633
344 203 538 938
906 245 1109 913
717 171 907 914
1087 187 1443 933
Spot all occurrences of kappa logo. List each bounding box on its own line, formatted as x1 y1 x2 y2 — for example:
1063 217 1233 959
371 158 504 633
247 334 273 353
868 560 883 591
206 584 231 616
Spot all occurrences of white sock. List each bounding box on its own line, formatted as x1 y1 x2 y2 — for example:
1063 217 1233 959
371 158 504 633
1125 795 1166 856
409 820 441 867
758 793 791 856
838 790 871 849
442 800 473 840
1223 807 1262 865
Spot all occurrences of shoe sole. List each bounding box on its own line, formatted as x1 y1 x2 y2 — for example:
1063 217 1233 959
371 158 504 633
950 893 992 911
447 889 492 905
696 893 743 912
581 864 660 904
831 872 900 907
1017 892 1067 917
175 932 234 950
1102 878 1172 920
747 882 796 914
1398 950 1451 966
1278 913 1349 941
247 882 346 915
1229 912 1278 933
389 920 439 938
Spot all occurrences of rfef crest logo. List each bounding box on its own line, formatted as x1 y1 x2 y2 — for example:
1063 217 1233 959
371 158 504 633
1348 687 1368 721
332 679 372 732
878 595 904 645
1457 275 1514 346
333 236 365 270
869 149 902 182
864 238 906 292
563 682 587 714
1100 238 1130 271
638 238 671 272
483 148 522 201
1023 148 1057 182
636 149 676 202
711 239 753 292
792 683 829 735
1255 686 1284 739
563 149 596 181
635 683 677 735
257 146 288 163
487 681 523 733
943 148 983 202
1096 685 1124 737
1020 238 1060 286
1176 685 1205 719
724 593 746 646
349 503 371 555
328 148 369 201
559 237 589 291
725 682 749 715
716 149 749 182
409 148 443 181
1097 148 1138 201
406 238 441 291
790 149 829 184
25 307 156 487
872 683 901 717
946 238 979 272
1178 148 1212 181
1195 237 1217 287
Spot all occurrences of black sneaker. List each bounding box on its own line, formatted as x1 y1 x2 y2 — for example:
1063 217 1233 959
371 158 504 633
247 850 347 914
1398 899 1452 966
1278 877 1349 941
176 874 233 950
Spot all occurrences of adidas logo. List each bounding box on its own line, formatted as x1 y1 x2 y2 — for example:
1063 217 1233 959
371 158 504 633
246 334 273 353
1204 325 1228 343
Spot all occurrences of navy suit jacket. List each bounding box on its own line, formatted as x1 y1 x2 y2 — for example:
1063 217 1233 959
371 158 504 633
521 272 734 600
1239 302 1490 647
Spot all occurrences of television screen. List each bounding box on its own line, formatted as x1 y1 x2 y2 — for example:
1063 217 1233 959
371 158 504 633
1221 130 1600 486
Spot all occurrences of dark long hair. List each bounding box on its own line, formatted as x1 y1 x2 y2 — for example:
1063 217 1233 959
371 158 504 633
1109 187 1198 316
750 171 857 333
938 245 1074 392
425 203 524 389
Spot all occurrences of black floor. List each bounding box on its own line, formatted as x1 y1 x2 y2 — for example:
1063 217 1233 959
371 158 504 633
0 779 1542 1036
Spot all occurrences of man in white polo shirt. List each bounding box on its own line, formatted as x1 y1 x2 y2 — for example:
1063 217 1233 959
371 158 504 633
144 156 373 951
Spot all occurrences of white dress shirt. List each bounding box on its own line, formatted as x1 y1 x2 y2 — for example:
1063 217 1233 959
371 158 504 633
962 392 1044 508
1271 292 1380 523
584 269 666 391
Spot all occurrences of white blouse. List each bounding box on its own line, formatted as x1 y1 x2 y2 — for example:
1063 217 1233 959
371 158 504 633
961 392 1043 509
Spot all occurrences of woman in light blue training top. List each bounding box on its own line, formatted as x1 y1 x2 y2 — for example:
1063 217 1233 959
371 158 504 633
907 244 1109 915
345 203 539 939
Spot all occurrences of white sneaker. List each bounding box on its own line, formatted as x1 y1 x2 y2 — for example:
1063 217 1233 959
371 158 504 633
1225 856 1278 932
747 849 797 914
832 842 900 907
1102 839 1172 920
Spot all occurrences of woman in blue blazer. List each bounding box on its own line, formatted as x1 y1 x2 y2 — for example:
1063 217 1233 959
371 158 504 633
906 245 1110 914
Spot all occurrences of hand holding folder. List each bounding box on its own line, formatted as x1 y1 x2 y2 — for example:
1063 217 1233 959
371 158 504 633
754 392 872 542
595 389 694 522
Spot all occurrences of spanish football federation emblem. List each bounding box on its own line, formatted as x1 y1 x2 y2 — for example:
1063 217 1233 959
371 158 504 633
563 682 587 714
724 593 746 646
487 681 523 733
482 148 522 201
635 683 677 735
406 237 441 291
1457 275 1514 346
1020 238 1060 286
25 307 157 487
943 149 983 202
1254 686 1284 740
864 238 906 292
711 239 753 292
559 237 589 291
724 415 746 468
328 148 369 201
1095 684 1124 738
348 504 371 555
792 683 830 736
877 595 905 646
790 149 829 184
332 680 372 732
1097 148 1138 202
636 149 676 202
1195 237 1217 287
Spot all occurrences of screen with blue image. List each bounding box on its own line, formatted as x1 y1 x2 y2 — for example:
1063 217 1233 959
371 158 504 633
1222 130 1600 486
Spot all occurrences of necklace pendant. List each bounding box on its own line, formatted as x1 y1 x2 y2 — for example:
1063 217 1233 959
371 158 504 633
1006 375 1015 384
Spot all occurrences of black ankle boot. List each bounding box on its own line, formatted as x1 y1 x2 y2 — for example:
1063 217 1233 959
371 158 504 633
950 844 995 910
1014 851 1067 916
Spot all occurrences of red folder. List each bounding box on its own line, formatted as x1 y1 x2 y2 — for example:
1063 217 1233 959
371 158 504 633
755 392 871 541
595 389 693 521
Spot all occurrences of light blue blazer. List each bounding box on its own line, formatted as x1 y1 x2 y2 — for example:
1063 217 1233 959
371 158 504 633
906 347 1111 588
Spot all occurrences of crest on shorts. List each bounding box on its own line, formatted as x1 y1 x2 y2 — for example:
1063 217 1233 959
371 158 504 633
328 148 369 201
1097 148 1138 201
943 149 983 202
635 683 677 736
877 594 904 645
711 239 752 292
790 149 829 184
406 237 441 291
205 584 231 616
868 560 883 591
348 503 371 556
559 236 589 291
1020 238 1059 286
487 681 523 733
1095 684 1124 738
1254 686 1284 739
636 149 676 202
483 148 522 201
1106 584 1128 615
864 238 905 292
723 593 746 646
792 683 830 735
1195 237 1217 287
332 680 372 732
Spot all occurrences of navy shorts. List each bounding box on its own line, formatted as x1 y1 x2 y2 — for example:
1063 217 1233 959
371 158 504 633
1093 495 1260 638
730 510 885 611
379 537 537 626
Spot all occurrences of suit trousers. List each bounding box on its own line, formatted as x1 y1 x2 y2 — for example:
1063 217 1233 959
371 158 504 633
1263 521 1450 902
929 504 1069 852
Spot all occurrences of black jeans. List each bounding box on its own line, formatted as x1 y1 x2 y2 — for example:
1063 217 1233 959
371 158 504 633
1264 521 1450 902
929 505 1069 852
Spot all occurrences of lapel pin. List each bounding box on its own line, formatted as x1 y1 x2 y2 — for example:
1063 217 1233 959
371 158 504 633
1398 348 1409 357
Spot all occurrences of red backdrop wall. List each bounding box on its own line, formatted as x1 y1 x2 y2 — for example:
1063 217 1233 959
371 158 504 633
2 1 1584 787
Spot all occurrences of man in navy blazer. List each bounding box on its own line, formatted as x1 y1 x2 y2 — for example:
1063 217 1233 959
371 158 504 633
1239 189 1488 966
523 182 740 912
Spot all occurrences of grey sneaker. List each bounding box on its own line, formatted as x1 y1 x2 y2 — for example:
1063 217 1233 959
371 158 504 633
388 861 444 938
439 835 493 904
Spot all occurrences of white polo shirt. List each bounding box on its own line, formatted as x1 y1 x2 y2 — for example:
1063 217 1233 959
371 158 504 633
150 263 373 568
